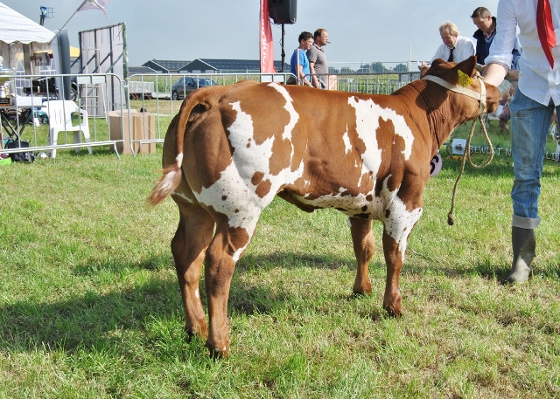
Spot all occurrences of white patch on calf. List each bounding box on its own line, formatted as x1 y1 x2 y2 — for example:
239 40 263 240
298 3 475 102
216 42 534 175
172 191 194 204
176 152 183 166
269 83 299 143
348 97 415 178
194 96 304 239
379 177 423 260
293 190 386 220
342 127 352 154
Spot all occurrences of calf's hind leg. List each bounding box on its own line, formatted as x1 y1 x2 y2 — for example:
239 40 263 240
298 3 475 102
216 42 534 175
204 221 253 358
171 209 215 340
349 217 374 295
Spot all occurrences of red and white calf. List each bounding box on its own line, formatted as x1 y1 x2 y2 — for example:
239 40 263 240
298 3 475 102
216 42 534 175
149 56 499 357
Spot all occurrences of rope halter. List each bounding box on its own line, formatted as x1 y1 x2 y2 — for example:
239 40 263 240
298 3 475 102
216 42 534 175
422 71 492 226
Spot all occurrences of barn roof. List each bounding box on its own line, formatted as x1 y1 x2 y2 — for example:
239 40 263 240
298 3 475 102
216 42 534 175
138 58 290 74
141 59 191 74
179 58 291 73
129 65 158 75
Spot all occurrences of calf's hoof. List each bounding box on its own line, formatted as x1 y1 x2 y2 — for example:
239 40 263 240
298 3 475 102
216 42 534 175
502 267 532 284
384 305 402 317
383 293 402 317
353 281 373 295
185 322 208 342
207 344 230 359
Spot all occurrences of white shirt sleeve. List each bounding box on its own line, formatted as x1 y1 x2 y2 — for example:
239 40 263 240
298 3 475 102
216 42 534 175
485 0 517 69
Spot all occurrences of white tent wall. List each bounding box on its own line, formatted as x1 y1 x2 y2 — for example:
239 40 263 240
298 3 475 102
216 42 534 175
0 2 54 74
0 41 52 74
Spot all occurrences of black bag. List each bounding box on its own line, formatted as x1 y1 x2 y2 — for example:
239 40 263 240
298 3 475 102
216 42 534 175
5 139 35 163
286 76 298 85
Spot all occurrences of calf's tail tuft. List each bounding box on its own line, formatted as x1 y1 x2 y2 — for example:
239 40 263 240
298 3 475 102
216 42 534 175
147 153 183 206
147 88 215 207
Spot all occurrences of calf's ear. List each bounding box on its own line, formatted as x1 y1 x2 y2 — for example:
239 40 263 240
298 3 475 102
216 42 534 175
455 56 477 78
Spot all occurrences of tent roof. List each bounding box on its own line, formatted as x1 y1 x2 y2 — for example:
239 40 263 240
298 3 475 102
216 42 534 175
0 2 55 44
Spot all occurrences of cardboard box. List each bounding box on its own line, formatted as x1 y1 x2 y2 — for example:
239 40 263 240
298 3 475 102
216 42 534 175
108 109 156 155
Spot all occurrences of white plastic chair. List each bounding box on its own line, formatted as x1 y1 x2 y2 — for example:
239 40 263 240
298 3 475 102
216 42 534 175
45 100 92 158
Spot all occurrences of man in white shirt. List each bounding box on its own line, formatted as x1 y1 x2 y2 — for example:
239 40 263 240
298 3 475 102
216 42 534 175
419 21 476 68
484 0 559 283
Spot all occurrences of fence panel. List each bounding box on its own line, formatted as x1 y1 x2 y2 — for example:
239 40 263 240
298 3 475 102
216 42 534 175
126 72 294 152
1 72 126 159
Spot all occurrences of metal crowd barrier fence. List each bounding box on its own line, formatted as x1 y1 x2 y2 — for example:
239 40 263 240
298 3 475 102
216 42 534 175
125 72 294 152
301 71 421 93
2 70 423 160
0 72 126 159
125 70 420 145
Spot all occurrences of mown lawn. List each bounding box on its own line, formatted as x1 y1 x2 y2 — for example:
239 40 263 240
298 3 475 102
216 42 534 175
0 126 559 398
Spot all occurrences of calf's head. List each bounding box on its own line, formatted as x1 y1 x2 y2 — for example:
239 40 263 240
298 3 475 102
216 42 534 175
422 56 500 116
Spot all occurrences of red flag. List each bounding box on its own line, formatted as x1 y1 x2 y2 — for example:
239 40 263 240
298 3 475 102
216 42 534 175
259 0 275 73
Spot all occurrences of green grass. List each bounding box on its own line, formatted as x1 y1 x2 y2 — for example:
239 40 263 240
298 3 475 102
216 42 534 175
0 128 559 398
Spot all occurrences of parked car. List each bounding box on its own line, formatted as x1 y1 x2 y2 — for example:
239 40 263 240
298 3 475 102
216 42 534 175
171 77 217 100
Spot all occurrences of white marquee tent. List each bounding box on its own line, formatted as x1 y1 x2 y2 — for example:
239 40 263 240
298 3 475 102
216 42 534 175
0 1 55 73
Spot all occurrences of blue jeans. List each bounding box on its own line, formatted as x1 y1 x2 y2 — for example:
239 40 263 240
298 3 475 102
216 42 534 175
509 89 557 225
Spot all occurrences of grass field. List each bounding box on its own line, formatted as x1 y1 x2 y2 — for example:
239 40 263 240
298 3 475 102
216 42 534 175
0 122 559 398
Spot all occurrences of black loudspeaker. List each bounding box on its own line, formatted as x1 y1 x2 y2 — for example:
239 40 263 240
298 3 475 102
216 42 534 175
268 0 297 24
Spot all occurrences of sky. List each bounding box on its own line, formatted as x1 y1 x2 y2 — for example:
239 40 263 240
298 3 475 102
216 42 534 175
2 0 500 69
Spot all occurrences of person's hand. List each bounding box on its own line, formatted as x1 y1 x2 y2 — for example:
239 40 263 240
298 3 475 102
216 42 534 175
507 69 520 81
417 61 429 70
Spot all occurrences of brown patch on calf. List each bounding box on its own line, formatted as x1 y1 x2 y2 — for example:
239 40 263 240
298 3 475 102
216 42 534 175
376 117 407 191
270 137 293 175
244 85 289 146
251 171 264 186
251 170 273 197
255 179 272 198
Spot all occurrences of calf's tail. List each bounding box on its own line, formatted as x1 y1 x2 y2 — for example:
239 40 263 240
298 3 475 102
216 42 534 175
147 92 205 206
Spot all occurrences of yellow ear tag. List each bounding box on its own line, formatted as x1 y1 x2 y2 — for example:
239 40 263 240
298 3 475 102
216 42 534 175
458 70 473 87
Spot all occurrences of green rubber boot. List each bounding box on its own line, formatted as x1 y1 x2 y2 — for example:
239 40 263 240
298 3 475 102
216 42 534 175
504 226 535 283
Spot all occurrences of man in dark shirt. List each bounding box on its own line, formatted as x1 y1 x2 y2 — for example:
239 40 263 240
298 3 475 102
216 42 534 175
471 6 522 69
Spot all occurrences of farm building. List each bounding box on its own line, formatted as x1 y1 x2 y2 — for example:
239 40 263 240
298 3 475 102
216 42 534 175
139 58 290 74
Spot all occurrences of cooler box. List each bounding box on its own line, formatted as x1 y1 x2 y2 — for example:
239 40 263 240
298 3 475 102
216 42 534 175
12 96 43 107
108 109 156 155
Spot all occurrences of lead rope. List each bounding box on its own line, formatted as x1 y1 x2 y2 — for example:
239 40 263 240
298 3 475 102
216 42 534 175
447 114 494 225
